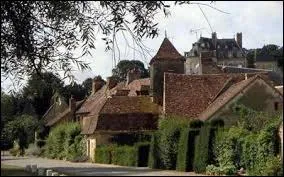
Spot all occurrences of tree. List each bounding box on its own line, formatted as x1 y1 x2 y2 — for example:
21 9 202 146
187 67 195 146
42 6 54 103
1 1 224 86
2 114 38 155
22 72 64 117
62 82 87 103
82 78 93 96
112 60 149 81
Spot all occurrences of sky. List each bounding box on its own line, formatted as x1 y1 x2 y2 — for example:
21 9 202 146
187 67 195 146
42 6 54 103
1 1 283 93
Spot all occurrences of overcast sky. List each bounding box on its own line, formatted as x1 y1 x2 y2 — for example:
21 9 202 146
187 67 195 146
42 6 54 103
1 1 283 93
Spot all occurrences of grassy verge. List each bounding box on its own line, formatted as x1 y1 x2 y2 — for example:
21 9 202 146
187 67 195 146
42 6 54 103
1 164 34 176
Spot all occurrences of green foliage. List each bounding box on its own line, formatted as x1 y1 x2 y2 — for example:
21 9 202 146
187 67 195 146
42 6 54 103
110 132 152 146
176 129 200 171
211 112 282 176
112 145 138 166
189 120 204 128
193 125 210 173
3 114 38 155
112 60 149 82
25 143 43 157
148 132 162 169
205 164 237 176
44 122 87 161
210 119 224 128
95 145 114 164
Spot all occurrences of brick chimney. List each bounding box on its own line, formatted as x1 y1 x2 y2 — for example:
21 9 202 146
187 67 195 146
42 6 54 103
106 76 118 90
236 32 242 48
126 67 141 85
212 32 217 49
69 95 76 113
92 76 105 95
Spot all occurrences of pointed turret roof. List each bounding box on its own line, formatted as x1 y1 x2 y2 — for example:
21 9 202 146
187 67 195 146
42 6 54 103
149 37 186 65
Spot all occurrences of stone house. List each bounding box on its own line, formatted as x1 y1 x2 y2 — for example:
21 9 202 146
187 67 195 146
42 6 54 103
185 32 246 74
254 54 279 71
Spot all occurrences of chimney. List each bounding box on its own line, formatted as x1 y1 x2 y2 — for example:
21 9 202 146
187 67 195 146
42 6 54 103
69 95 76 113
236 32 242 48
92 76 105 95
126 67 141 85
212 32 217 49
106 76 118 90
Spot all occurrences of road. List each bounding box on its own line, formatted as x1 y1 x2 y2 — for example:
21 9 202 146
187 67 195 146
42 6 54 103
1 151 205 176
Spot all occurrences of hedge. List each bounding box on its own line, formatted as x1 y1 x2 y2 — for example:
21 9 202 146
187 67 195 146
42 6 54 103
193 125 210 173
112 145 137 166
95 142 150 167
176 128 200 171
148 132 162 169
95 145 113 164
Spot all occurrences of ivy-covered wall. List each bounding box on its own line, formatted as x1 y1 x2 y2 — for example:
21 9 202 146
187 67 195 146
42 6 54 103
209 79 283 126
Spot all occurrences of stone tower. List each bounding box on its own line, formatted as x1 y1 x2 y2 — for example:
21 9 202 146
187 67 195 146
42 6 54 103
149 37 185 105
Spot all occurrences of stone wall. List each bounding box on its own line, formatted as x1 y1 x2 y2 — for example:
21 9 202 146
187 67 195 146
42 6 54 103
150 60 184 105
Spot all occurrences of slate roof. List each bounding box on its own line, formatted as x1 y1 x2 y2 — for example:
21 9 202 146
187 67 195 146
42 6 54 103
149 37 186 64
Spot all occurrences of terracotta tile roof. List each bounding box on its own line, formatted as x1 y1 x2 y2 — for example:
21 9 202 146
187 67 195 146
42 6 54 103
95 113 159 132
164 73 232 119
198 75 283 121
76 85 108 114
163 73 270 119
149 37 186 64
100 96 160 114
198 76 257 121
46 99 86 127
126 78 150 96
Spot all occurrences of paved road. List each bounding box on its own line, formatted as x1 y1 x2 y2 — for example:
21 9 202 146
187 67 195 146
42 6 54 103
1 152 205 176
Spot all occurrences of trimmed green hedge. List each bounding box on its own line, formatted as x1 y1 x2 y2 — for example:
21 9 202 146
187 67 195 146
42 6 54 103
95 142 150 167
176 128 200 171
95 145 113 164
112 145 137 166
193 125 210 173
148 132 162 169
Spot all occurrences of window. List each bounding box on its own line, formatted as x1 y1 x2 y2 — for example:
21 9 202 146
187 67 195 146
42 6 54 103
274 102 279 111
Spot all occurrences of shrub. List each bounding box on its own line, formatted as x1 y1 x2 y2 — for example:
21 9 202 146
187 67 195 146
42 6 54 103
9 140 21 156
36 140 46 148
110 133 152 146
112 145 137 166
205 164 236 175
176 128 199 172
148 132 162 169
193 125 210 173
210 119 224 128
95 145 113 164
189 120 204 128
25 143 43 156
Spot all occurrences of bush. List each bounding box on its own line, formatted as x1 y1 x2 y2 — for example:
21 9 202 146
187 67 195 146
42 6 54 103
36 140 46 148
176 128 199 171
9 140 21 156
193 126 210 173
25 143 43 156
112 145 137 166
148 132 162 169
210 119 224 128
44 122 86 161
95 145 113 164
189 120 204 128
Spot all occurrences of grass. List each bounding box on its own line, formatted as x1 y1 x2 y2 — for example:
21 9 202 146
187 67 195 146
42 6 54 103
1 164 34 176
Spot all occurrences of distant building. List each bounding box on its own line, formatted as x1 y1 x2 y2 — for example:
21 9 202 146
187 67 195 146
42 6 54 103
254 54 279 71
185 32 247 74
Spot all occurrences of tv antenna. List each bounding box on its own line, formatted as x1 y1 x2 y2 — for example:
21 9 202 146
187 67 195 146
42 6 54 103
190 28 205 40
